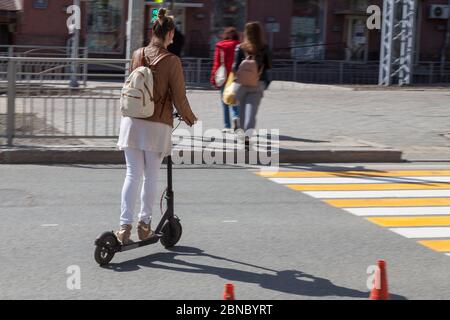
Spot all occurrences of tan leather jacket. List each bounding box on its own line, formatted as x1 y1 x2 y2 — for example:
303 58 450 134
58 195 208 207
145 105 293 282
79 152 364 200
130 43 197 127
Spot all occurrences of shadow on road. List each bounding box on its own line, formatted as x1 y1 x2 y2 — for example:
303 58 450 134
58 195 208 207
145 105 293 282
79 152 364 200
103 246 406 300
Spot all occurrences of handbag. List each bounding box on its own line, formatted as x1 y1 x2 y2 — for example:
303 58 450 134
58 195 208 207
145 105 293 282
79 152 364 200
214 49 227 87
222 72 239 106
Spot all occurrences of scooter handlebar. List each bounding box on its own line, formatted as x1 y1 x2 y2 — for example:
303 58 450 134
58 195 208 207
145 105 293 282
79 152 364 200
173 112 181 119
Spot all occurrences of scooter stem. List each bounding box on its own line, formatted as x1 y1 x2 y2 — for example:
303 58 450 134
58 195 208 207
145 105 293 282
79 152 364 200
167 155 173 192
166 155 174 211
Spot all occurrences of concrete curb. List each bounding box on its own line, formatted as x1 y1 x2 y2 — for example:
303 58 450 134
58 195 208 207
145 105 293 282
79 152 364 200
277 148 403 163
269 81 355 91
0 148 403 164
268 82 450 92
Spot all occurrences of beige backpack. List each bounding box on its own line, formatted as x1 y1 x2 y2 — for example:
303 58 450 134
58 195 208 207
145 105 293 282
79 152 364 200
236 52 262 87
120 66 155 118
120 48 170 118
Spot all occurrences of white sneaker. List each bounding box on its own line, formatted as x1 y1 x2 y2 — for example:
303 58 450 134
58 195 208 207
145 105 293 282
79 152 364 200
235 128 245 138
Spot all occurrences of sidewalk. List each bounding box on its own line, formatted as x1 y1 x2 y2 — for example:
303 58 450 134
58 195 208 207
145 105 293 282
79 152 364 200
1 81 449 164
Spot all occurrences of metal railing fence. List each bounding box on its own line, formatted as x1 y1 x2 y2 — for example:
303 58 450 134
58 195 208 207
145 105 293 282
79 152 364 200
0 57 128 146
1 56 449 146
0 45 89 58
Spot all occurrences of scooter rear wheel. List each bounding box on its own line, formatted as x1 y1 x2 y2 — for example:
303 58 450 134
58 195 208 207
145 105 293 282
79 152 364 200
94 232 118 266
160 217 182 248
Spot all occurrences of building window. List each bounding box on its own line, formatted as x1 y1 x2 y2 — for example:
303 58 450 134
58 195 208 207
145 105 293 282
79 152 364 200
211 1 247 53
350 0 369 11
33 0 48 9
291 0 325 60
85 0 124 54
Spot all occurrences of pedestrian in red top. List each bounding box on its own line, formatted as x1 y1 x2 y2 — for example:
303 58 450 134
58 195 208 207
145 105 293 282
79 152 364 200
210 27 241 132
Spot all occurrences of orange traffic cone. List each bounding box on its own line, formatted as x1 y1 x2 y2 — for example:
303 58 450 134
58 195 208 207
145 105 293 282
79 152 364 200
369 260 389 300
223 283 235 300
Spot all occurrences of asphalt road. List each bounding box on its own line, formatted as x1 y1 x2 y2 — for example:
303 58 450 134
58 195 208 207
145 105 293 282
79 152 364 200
1 163 450 299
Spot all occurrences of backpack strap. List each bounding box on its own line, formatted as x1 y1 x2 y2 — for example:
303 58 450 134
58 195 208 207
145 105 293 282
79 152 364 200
137 47 171 68
136 48 174 106
149 52 173 105
149 52 172 68
133 47 147 68
220 49 225 65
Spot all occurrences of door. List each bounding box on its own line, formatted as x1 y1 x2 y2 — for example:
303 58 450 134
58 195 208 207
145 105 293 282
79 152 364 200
345 17 369 61
0 25 11 46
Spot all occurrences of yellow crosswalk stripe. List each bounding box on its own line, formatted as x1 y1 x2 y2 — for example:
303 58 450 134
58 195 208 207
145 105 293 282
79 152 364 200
257 170 450 178
325 198 450 208
287 183 450 191
367 216 450 227
256 169 450 255
418 240 450 252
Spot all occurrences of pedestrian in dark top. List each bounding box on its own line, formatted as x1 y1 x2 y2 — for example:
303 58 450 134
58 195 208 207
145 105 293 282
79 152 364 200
232 21 272 145
168 27 185 57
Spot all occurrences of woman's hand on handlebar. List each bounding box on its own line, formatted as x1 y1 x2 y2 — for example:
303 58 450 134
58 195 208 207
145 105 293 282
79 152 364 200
186 115 198 126
173 112 198 126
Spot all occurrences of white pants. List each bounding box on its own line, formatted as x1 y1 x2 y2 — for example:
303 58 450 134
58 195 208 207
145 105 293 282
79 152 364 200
120 148 164 226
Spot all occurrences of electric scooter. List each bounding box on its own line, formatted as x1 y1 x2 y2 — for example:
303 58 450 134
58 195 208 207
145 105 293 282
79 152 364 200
94 115 183 266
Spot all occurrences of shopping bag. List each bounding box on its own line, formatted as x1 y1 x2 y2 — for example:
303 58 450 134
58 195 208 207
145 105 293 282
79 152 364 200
214 49 227 87
222 72 239 106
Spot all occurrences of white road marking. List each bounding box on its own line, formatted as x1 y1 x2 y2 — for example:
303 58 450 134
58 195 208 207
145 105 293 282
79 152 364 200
270 176 450 184
390 227 450 239
344 207 450 216
41 224 59 227
304 190 450 199
261 168 450 256
222 220 238 223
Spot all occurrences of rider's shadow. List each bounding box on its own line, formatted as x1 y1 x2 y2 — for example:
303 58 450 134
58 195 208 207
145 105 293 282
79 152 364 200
104 246 407 299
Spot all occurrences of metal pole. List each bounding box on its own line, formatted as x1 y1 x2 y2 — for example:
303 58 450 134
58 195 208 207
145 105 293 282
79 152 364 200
83 47 88 86
126 0 145 60
7 59 16 146
269 31 274 51
293 60 297 82
126 0 145 76
197 58 202 84
339 61 344 84
126 0 133 62
399 0 417 86
70 0 80 88
379 0 395 86
440 0 450 80
429 62 434 84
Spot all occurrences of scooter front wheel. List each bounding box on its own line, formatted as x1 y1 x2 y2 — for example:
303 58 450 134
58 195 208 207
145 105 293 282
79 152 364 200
94 232 118 266
160 217 182 249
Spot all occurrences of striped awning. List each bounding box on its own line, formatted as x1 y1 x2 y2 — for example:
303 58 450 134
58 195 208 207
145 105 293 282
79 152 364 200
0 0 21 11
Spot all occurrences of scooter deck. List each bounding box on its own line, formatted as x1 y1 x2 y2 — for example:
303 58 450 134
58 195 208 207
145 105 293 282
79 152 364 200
118 233 162 252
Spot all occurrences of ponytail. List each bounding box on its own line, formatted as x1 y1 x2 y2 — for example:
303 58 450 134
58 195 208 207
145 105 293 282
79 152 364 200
152 8 175 40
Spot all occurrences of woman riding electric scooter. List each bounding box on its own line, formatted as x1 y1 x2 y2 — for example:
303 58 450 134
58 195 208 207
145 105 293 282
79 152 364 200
116 8 198 245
